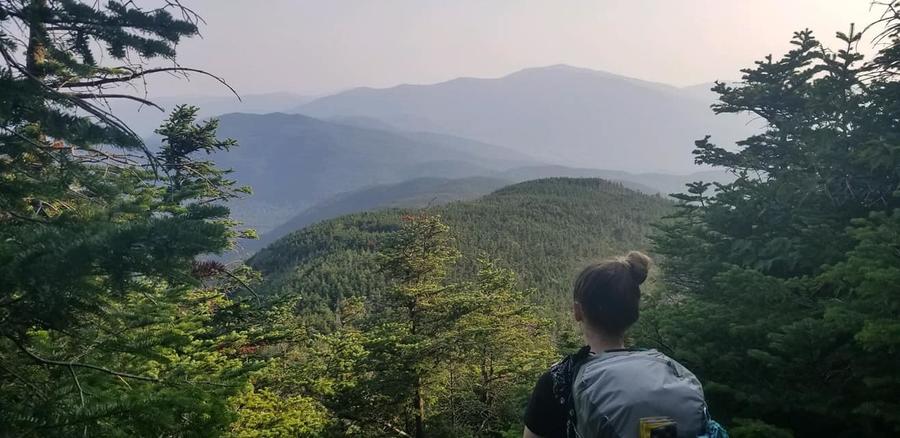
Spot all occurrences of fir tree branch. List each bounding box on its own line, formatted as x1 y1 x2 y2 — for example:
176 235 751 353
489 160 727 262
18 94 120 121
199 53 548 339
0 361 45 397
219 268 262 306
0 40 156 168
159 0 206 26
9 335 241 388
9 335 163 383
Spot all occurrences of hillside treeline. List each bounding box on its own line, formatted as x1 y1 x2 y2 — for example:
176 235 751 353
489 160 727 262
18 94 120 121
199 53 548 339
1 1 898 437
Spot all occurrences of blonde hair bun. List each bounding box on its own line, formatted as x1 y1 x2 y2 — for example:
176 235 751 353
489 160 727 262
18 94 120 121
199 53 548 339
624 251 651 285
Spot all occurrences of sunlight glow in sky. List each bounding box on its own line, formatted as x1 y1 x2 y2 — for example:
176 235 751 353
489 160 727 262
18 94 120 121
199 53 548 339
149 0 886 97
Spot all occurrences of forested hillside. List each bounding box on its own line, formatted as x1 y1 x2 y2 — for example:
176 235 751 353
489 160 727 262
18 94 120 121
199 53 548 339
233 177 511 258
496 165 734 197
234 169 728 262
251 178 672 329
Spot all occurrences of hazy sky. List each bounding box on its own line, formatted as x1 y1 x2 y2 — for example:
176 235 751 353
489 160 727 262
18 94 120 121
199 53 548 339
150 0 885 97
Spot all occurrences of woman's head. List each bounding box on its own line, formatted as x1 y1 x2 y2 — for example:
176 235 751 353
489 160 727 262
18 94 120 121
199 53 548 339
573 251 651 336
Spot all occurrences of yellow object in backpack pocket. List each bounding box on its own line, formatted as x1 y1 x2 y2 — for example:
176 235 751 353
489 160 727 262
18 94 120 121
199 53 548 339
639 417 677 438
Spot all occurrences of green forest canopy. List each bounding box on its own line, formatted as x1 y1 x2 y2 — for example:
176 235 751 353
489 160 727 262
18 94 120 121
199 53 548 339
1 1 899 437
251 178 671 329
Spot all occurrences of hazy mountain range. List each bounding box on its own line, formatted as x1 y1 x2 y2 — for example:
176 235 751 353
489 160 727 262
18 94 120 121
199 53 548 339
211 112 536 205
295 64 757 173
116 92 314 136
208 112 536 235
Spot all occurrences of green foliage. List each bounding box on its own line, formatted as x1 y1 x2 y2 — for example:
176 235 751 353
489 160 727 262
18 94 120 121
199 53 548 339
228 388 330 438
1 287 251 437
236 215 557 437
241 176 511 259
251 178 671 330
429 259 555 436
0 105 258 436
650 15 900 437
730 419 794 438
816 210 900 428
1 2 257 436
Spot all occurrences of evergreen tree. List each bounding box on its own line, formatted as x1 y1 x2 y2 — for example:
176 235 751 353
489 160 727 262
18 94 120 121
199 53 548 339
649 8 900 437
434 259 554 437
370 213 463 438
1 1 255 435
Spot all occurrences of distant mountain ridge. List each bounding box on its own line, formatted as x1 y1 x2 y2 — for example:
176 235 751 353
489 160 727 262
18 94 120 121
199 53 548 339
212 112 534 205
295 64 757 173
230 176 512 259
206 112 537 234
117 92 314 136
497 165 734 196
228 165 729 261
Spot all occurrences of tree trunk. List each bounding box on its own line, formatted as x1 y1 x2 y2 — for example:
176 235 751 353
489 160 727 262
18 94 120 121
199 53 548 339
449 360 456 433
414 377 425 438
26 0 49 77
409 298 425 438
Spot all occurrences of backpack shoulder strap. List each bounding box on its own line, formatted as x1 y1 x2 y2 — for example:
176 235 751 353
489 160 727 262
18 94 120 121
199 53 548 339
548 346 592 438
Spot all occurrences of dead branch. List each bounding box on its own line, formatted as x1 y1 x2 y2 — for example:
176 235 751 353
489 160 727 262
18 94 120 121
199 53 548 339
69 93 165 112
58 66 241 102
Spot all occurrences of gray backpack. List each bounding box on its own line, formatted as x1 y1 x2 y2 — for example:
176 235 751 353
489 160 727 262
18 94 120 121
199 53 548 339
572 349 708 438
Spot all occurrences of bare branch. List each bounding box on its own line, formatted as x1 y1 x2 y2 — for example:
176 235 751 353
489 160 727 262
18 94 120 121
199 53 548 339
1 209 49 224
68 364 86 408
0 40 159 171
58 66 242 102
69 93 165 112
219 268 261 306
